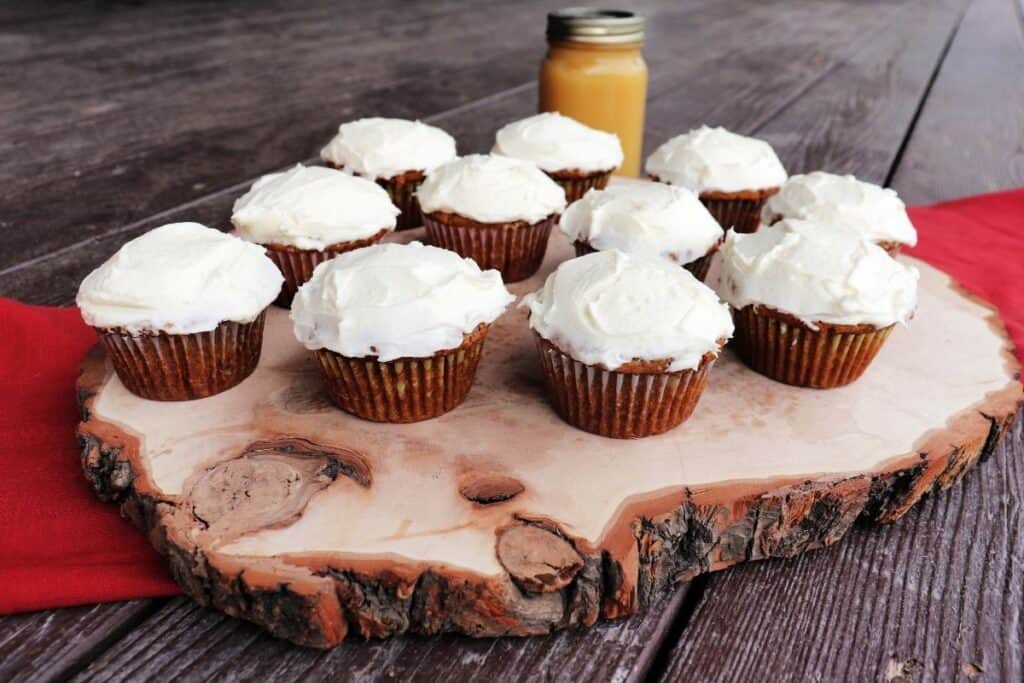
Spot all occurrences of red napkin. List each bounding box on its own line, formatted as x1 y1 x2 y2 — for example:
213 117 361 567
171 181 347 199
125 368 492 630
0 189 1021 615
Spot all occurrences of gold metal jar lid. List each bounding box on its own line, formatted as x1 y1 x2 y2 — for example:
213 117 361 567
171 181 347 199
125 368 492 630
546 8 645 44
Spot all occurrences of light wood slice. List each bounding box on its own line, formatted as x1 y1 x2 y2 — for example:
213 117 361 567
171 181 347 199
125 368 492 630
77 230 1022 648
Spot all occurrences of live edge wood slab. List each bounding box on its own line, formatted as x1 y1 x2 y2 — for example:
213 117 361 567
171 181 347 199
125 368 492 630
75 231 1022 649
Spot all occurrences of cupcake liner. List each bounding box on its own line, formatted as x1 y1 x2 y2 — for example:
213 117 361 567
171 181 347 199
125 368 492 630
548 169 614 204
423 212 556 282
314 325 490 423
533 333 716 439
265 230 387 307
97 312 267 401
573 240 716 282
377 170 426 230
731 305 895 388
699 190 777 234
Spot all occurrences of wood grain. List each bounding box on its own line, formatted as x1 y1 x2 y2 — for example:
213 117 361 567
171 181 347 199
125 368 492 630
889 0 1024 203
0 600 162 683
658 417 1023 682
72 589 687 683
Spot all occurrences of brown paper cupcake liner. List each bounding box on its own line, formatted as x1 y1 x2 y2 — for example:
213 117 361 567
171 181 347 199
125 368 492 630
265 230 388 307
573 240 716 282
314 324 490 423
699 188 778 234
377 170 426 230
97 311 267 401
533 333 716 439
731 305 895 388
423 212 557 282
548 169 614 204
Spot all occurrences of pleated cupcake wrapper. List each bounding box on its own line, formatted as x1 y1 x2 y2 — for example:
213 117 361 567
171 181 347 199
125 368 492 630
573 241 714 282
699 195 768 234
423 214 556 282
97 312 266 401
550 170 613 204
379 175 423 230
265 233 386 307
314 329 489 423
731 306 895 388
534 335 715 439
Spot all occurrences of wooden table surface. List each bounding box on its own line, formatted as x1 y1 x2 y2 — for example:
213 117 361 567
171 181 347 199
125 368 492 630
1 0 1022 680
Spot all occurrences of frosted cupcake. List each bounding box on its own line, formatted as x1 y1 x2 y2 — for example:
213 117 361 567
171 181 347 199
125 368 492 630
717 219 918 388
760 171 917 254
560 182 724 281
492 112 623 202
521 250 733 438
232 164 398 306
77 222 283 401
321 117 456 229
418 154 567 282
646 126 787 233
291 242 513 422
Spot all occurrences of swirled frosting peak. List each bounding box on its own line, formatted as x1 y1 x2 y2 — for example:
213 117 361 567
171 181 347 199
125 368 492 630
645 125 787 193
291 242 514 360
492 112 624 173
559 182 724 265
520 250 733 372
77 222 283 334
231 164 398 250
716 219 919 327
761 171 918 245
320 117 457 179
417 154 567 224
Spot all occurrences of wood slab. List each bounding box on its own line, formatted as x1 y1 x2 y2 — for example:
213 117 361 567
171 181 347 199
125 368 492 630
76 231 1022 648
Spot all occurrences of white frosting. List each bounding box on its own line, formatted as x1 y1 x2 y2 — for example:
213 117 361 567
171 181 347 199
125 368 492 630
320 117 457 179
291 242 514 360
231 165 398 250
417 154 567 224
560 182 724 266
645 125 787 193
77 222 283 334
492 112 624 173
716 219 919 327
520 250 733 372
761 171 918 245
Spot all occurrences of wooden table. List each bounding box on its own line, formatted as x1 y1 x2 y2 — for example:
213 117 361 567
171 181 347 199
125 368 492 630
1 0 1022 680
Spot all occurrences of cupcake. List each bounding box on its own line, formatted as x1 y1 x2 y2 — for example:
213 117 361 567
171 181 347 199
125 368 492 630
320 117 456 229
418 154 567 282
231 164 398 306
717 219 919 388
291 242 514 422
492 112 623 202
646 125 787 233
560 181 724 281
760 171 917 254
521 250 733 438
76 222 283 401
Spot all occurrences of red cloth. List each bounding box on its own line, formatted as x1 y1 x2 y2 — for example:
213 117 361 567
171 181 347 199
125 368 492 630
0 189 1021 615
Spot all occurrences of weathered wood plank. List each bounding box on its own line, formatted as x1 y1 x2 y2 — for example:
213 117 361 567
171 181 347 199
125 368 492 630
0 600 162 683
659 417 1023 683
72 588 686 682
889 0 1024 203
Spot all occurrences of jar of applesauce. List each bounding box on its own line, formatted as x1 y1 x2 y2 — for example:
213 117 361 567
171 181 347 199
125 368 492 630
539 9 647 177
